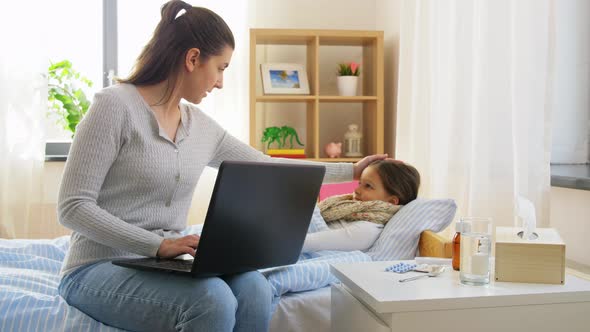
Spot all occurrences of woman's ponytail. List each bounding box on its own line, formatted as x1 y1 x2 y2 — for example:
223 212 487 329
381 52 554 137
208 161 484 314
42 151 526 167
161 0 193 24
117 0 234 105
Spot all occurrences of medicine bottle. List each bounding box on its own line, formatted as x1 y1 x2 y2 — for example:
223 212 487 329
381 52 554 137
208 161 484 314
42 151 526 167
452 222 463 271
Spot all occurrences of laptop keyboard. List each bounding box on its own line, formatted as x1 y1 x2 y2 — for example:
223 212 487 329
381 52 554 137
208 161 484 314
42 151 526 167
153 259 194 270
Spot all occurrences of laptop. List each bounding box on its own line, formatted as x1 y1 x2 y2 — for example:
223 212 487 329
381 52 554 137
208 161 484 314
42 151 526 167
112 160 325 277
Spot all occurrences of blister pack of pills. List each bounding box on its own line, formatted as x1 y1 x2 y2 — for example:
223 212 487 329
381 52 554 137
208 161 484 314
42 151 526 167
384 262 417 273
385 262 432 273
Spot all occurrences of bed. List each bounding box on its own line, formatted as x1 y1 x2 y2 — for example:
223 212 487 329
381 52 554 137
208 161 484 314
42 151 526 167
1 199 455 331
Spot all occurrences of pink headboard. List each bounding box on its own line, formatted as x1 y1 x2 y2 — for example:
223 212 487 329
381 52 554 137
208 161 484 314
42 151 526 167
319 181 358 201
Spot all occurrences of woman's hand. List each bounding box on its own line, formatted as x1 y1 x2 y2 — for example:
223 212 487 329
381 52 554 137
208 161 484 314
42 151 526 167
353 154 388 180
156 234 200 258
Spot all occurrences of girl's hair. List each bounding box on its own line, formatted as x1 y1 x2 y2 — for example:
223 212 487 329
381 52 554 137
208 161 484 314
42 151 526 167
370 160 420 205
117 0 235 105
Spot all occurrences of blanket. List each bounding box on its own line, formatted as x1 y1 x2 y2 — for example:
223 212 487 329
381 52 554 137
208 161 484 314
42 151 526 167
0 225 368 330
262 250 371 308
0 236 123 332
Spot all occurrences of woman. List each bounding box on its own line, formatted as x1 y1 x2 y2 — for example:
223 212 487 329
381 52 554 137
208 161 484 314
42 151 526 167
57 1 386 331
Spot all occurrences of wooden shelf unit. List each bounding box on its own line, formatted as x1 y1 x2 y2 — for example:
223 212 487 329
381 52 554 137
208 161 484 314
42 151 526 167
249 29 384 161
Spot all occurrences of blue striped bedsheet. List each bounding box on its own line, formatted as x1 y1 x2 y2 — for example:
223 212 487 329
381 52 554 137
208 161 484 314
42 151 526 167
0 236 122 332
0 230 367 331
262 250 371 299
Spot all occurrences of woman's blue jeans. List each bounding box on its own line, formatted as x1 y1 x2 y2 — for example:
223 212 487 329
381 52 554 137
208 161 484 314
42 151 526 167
58 260 273 331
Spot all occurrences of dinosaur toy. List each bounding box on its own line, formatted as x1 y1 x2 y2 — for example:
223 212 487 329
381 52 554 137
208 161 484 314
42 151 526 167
261 126 304 149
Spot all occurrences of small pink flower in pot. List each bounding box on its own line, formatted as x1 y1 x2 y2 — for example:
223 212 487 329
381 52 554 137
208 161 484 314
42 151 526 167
350 62 359 75
337 62 361 76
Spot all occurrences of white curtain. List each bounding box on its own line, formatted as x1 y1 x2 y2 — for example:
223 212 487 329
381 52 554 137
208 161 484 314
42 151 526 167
396 0 554 229
0 3 50 238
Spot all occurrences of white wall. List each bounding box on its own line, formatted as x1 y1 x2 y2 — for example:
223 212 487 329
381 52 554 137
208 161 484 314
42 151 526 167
550 187 590 266
550 0 590 164
250 0 376 30
376 0 402 156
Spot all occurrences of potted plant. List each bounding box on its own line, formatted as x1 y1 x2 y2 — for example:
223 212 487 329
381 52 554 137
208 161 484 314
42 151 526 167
336 62 360 96
46 60 93 138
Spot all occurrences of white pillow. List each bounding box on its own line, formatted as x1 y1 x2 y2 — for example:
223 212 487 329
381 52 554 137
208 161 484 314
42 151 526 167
366 198 456 261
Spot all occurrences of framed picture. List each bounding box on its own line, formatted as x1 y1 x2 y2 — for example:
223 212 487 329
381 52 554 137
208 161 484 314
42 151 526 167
260 63 310 95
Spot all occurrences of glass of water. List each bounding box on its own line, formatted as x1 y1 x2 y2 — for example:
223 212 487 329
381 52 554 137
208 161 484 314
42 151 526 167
459 217 492 286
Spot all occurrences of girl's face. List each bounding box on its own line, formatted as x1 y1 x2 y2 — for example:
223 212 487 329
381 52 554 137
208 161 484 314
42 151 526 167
183 45 233 104
353 165 399 204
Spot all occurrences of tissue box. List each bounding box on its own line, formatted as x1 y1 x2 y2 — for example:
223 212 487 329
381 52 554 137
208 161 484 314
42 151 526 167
494 227 565 284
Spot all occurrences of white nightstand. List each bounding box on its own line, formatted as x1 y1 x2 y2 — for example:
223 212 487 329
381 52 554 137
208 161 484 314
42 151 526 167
330 261 590 332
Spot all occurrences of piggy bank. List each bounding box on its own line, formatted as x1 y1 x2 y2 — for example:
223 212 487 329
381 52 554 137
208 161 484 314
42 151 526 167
324 142 342 158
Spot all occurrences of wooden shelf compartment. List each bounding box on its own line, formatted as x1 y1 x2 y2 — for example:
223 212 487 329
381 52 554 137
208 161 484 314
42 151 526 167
250 29 384 162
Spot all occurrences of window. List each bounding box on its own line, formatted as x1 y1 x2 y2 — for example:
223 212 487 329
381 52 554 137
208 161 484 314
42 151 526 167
45 0 248 159
117 1 163 81
44 0 103 142
549 0 589 165
549 0 589 191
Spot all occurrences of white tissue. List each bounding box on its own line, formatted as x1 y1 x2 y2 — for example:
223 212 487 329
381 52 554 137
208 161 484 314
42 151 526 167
516 195 537 240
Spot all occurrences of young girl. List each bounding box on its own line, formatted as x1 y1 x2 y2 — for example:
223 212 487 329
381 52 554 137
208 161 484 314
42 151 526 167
302 159 420 252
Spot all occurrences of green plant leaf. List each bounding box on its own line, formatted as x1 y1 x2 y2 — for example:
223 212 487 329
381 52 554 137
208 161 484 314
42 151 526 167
46 59 93 136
